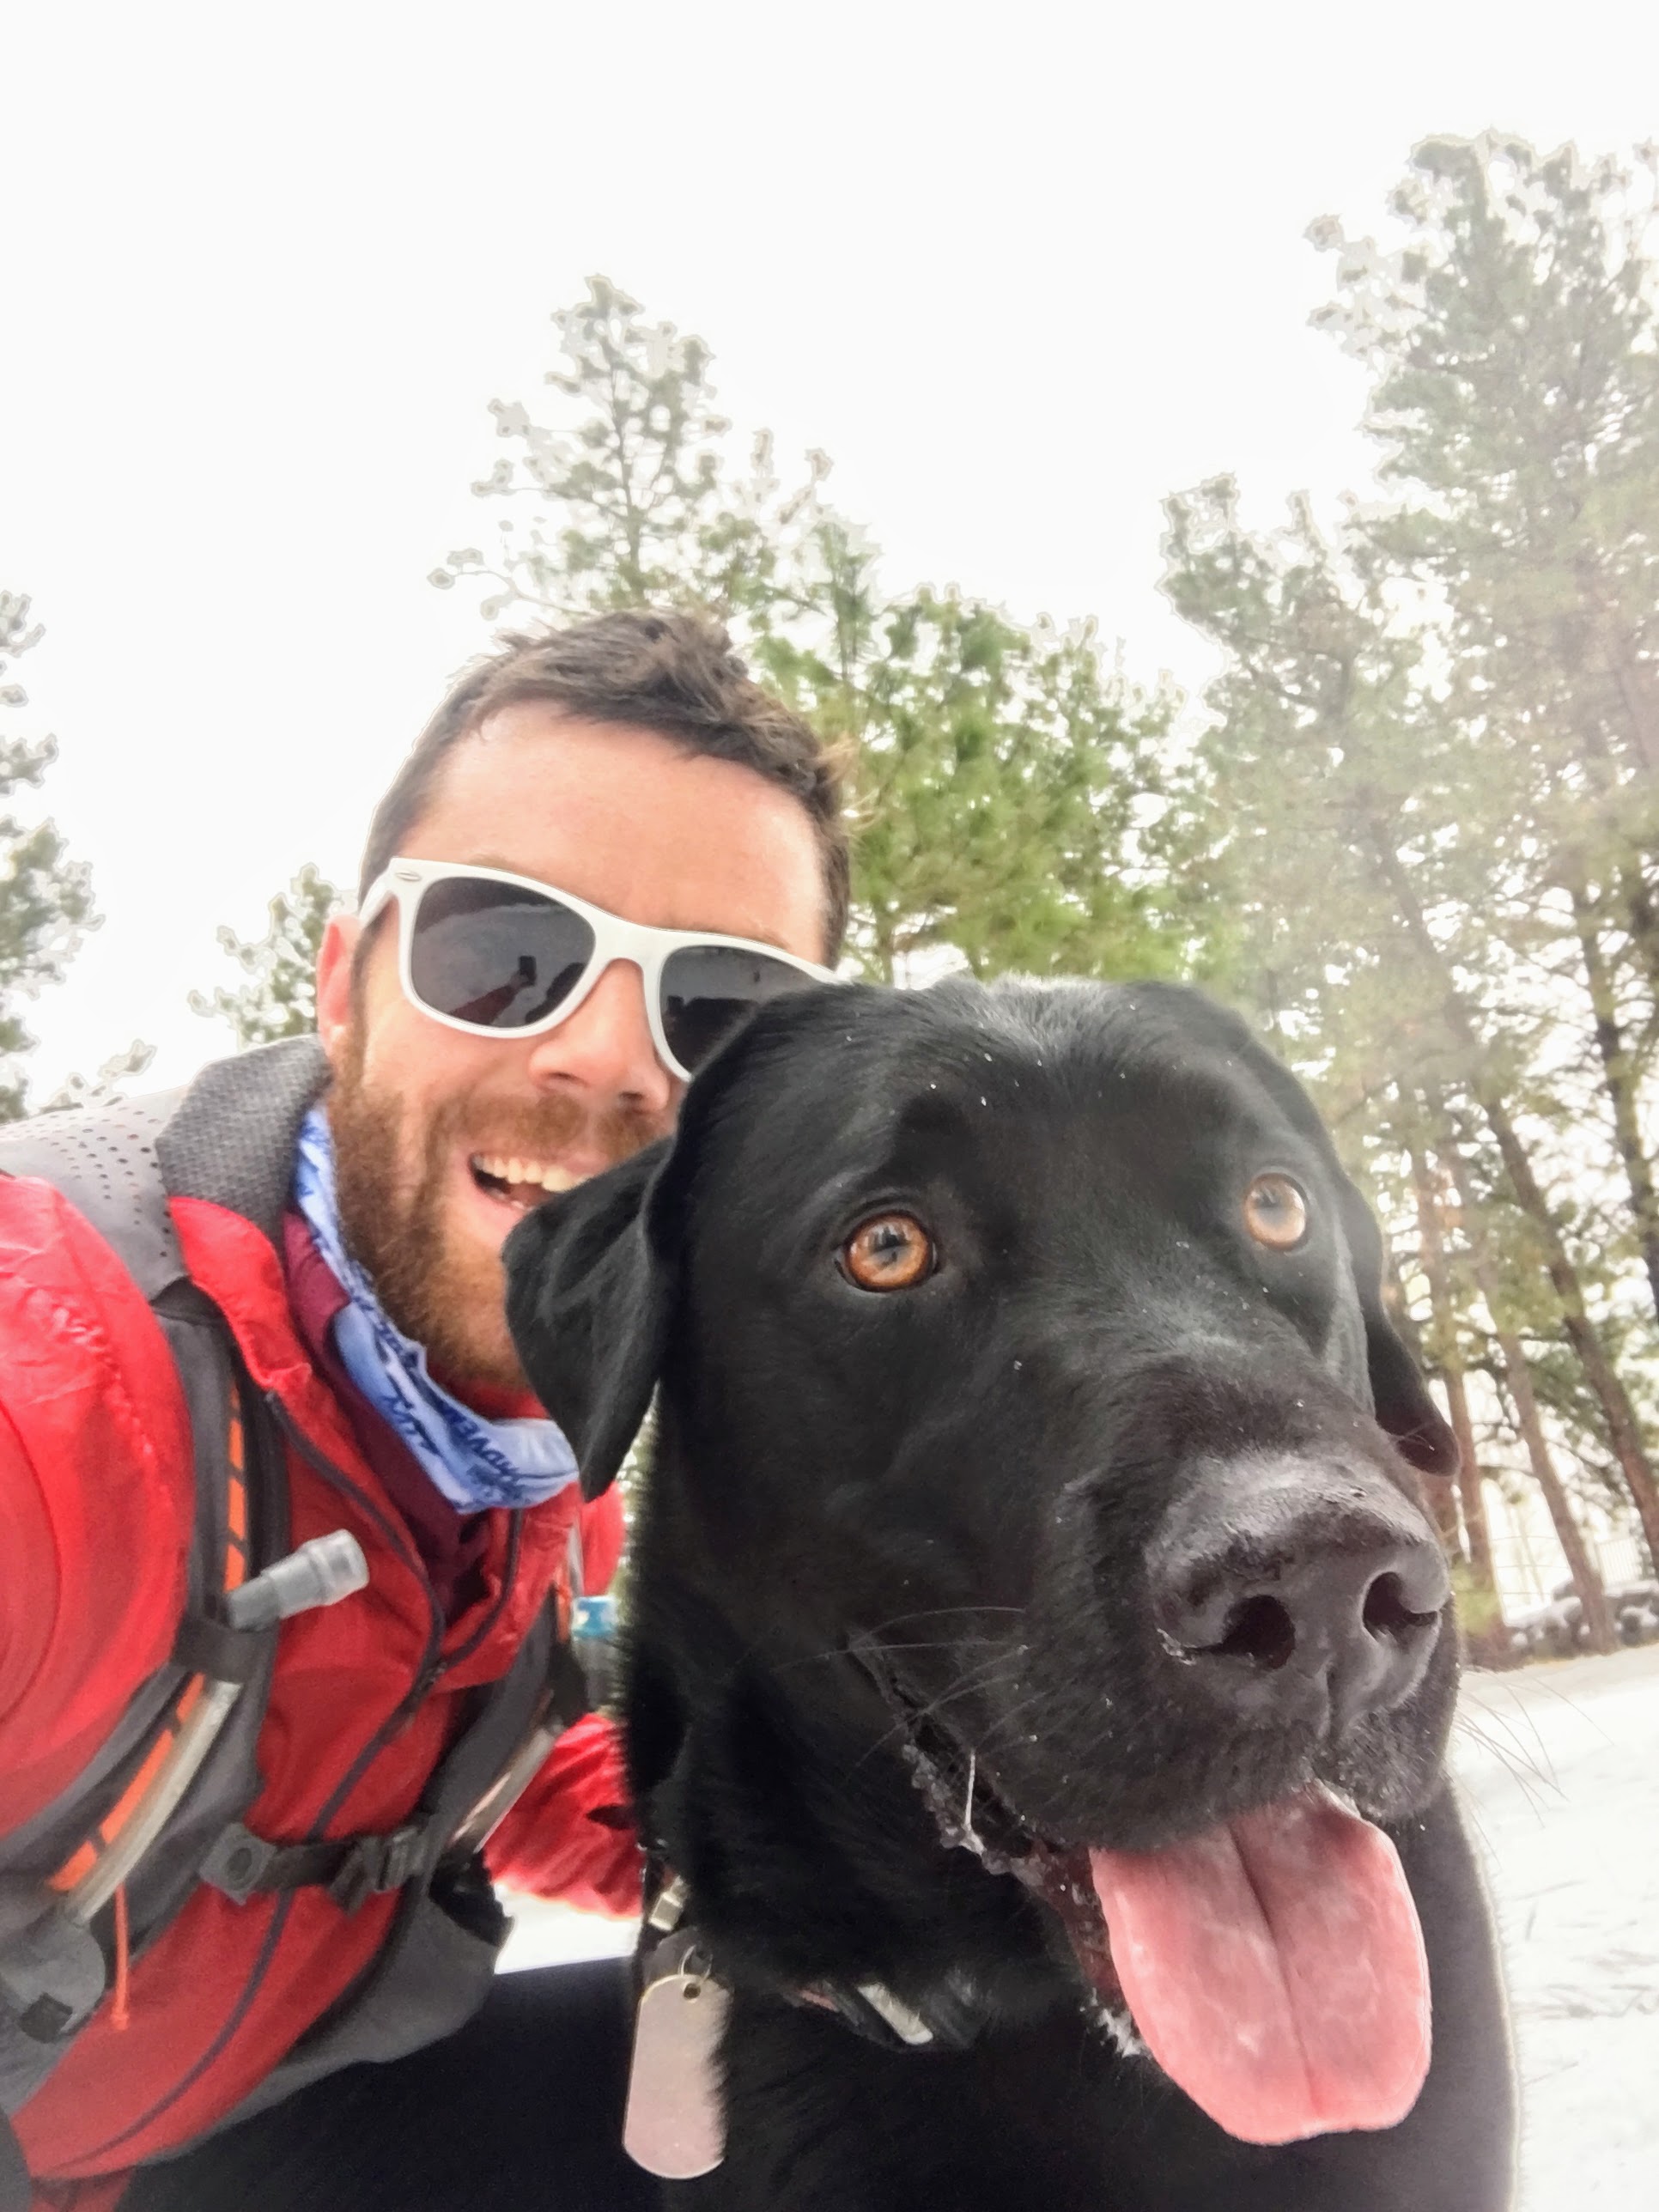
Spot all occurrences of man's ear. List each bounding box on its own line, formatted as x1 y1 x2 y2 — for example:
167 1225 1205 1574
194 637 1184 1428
503 1139 674 1500
314 914 361 1074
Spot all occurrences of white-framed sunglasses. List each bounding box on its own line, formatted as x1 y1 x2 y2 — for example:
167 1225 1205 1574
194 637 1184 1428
358 856 836 1082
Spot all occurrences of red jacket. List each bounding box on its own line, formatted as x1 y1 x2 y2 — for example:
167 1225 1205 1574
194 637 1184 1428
0 1149 638 2197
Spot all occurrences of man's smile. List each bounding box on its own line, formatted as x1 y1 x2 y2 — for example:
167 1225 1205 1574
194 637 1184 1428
464 1147 596 1231
469 1151 586 1208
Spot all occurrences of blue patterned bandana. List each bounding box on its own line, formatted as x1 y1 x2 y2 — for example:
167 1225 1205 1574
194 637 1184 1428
292 1105 580 1512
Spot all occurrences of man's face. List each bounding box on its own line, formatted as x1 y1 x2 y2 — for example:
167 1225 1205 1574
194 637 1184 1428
316 706 829 1389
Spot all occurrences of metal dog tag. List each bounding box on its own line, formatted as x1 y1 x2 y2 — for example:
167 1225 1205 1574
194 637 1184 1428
623 1950 730 2179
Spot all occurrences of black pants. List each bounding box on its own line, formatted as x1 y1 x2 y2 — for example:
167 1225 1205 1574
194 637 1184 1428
121 1962 659 2212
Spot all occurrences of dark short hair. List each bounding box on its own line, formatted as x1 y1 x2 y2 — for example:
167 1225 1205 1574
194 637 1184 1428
361 610 849 957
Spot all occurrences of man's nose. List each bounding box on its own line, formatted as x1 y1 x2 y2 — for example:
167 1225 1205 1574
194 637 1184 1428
523 958 677 1114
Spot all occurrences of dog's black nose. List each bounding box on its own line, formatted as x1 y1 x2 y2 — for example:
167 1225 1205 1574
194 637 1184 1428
1150 1461 1451 1735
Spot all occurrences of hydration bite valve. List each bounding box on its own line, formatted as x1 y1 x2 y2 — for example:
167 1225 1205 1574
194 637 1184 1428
570 1591 617 1704
225 1530 370 1632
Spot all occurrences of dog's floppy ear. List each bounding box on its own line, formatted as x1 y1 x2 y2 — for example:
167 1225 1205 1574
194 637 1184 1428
1172 991 1461 1480
1326 1174 1461 1478
503 1139 674 1500
501 994 817 1497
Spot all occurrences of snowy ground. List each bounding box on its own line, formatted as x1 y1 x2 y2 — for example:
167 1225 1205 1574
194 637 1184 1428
502 1648 1659 2205
497 1890 636 1973
1456 1644 1659 2208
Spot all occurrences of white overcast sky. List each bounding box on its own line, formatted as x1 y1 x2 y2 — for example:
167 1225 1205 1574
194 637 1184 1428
3 0 1657 1097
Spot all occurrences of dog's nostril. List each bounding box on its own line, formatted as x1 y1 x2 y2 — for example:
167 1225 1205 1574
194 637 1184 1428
1151 1474 1452 1729
1212 1594 1297 1670
1362 1571 1439 1642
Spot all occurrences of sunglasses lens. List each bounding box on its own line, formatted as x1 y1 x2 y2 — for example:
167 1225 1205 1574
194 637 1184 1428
659 945 821 1073
410 877 596 1030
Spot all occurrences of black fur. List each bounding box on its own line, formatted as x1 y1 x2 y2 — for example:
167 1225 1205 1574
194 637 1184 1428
506 978 1516 2212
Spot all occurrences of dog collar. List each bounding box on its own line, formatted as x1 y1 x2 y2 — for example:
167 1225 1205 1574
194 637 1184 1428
623 1866 984 2178
644 1869 969 2047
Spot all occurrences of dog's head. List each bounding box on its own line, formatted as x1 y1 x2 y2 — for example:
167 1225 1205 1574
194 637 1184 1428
505 978 1459 2141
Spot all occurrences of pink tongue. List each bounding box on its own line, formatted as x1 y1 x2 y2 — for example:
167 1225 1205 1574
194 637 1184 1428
1087 1792 1430 2146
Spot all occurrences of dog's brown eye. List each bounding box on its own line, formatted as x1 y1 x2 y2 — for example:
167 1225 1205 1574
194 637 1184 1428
1243 1174 1310 1251
840 1213 936 1291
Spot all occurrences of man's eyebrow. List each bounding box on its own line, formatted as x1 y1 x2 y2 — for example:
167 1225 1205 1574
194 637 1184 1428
443 854 800 950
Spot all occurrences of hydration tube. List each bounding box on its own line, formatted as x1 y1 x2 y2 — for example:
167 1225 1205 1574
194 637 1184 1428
61 1531 368 1925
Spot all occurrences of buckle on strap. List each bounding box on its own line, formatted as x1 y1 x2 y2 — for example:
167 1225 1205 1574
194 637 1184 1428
327 1823 426 1913
199 1822 283 1905
0 1902 107 2044
795 1969 982 2053
200 1819 431 1912
801 1979 937 2050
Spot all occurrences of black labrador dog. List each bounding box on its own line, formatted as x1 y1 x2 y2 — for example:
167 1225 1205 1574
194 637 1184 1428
505 978 1515 2212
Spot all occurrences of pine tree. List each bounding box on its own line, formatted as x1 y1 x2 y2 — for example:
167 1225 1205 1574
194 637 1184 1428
40 1039 155 1115
763 580 1181 984
1158 477 1655 1596
1311 135 1659 1327
429 276 830 636
0 592 99 1118
190 864 344 1048
435 279 1182 988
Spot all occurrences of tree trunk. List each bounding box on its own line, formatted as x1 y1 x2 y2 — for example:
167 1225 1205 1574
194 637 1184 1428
1384 1251 1464 1558
1367 829 1659 1569
1403 1127 1496 1594
1616 863 1659 1015
1471 1082 1659 1572
1437 1138 1619 1655
1492 1347 1620 1655
1568 878 1659 1326
1605 629 1659 784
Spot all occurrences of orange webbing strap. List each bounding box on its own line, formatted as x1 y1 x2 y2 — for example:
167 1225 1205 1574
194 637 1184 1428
225 1399 250 1594
46 1677 209 1894
46 1392 251 1893
109 1886 131 2031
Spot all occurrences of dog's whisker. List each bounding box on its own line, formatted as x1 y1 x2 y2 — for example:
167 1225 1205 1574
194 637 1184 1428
1453 1698 1562 1796
762 1616 1028 1685
902 1652 1026 1724
860 1605 1027 1633
1450 1712 1558 1816
842 1647 1030 1780
766 1638 991 1678
972 1682 1063 1758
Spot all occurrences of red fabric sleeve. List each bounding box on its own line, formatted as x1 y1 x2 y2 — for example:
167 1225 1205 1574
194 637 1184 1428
485 1710 641 1916
0 1179 195 1835
484 1492 635 1908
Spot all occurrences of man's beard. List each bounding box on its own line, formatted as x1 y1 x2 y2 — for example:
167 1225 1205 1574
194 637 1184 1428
327 1044 669 1391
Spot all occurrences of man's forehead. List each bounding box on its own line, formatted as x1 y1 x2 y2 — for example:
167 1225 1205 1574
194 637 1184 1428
404 709 828 955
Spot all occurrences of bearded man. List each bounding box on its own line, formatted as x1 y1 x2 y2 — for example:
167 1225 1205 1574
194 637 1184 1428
0 611 844 2212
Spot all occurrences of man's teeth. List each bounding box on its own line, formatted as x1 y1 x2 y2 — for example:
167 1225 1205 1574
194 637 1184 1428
471 1155 581 1194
